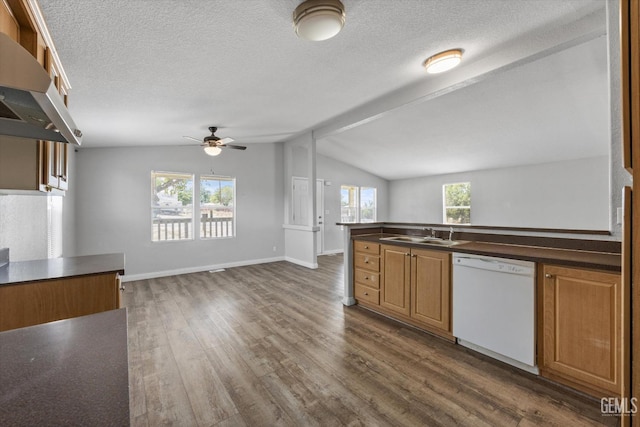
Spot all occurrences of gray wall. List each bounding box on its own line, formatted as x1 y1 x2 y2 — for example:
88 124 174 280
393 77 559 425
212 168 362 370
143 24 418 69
389 156 609 231
74 143 284 278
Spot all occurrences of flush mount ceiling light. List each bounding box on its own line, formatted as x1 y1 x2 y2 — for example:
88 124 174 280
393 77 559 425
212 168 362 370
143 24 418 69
293 0 345 41
204 145 222 156
423 49 463 74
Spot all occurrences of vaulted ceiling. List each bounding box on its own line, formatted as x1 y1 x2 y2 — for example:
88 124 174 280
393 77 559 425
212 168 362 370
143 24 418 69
38 0 609 180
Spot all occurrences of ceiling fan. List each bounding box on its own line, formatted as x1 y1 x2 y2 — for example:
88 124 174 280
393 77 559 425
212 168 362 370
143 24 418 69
183 127 247 156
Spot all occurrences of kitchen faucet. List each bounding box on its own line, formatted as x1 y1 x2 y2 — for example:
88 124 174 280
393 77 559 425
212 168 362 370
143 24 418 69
423 227 436 238
449 227 454 241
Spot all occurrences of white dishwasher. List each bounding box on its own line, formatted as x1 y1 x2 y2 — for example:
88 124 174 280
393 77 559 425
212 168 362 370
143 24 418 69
452 253 538 374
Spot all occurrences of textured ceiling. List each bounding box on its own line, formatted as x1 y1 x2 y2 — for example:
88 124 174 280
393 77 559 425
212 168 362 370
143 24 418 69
37 0 607 179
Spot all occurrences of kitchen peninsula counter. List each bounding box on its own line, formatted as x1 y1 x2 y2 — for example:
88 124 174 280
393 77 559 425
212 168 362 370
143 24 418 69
0 253 125 332
0 309 130 426
352 233 620 272
0 253 125 285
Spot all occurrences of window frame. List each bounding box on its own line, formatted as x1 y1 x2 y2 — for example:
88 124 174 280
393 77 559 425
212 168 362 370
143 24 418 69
442 182 471 225
359 186 377 223
341 184 360 223
151 171 195 242
341 184 377 223
199 175 237 239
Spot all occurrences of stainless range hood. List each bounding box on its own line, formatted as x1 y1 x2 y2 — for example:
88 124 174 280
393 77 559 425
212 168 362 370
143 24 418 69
0 32 81 145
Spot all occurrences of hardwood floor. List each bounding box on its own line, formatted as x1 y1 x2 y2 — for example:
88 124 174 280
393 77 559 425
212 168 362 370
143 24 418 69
123 254 619 426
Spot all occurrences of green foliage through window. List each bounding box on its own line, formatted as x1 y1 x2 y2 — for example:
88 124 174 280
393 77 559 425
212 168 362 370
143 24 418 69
443 182 471 224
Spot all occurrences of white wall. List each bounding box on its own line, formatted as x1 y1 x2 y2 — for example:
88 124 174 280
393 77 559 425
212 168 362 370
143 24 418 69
74 143 285 278
389 156 609 230
316 154 389 252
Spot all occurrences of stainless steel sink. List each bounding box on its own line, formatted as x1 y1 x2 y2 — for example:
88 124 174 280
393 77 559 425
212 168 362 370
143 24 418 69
380 236 466 246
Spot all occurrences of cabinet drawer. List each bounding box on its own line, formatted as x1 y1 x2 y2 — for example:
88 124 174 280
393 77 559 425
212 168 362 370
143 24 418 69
354 253 380 272
354 241 380 255
354 269 380 289
355 284 380 305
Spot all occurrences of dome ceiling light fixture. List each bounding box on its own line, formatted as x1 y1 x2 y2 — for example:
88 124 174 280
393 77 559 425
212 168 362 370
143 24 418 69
424 49 463 74
204 145 222 156
293 0 346 41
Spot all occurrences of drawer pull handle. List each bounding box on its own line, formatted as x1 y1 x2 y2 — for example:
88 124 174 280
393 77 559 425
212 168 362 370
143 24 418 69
545 273 553 279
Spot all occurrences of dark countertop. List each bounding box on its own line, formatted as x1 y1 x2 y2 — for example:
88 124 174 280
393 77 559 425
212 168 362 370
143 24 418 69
0 253 125 286
0 309 130 426
354 234 621 272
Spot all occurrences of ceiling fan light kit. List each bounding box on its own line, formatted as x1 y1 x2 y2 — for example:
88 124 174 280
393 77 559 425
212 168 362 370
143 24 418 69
183 126 248 156
424 49 463 74
293 0 345 41
204 145 222 156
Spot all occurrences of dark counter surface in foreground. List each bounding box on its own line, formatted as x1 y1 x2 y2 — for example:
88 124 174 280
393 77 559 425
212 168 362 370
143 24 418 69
0 253 125 285
0 309 130 426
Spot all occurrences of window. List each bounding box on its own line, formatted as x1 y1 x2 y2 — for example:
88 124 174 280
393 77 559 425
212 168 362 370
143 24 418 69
200 176 235 238
360 187 377 223
443 182 471 224
151 172 194 241
341 185 359 223
341 185 377 223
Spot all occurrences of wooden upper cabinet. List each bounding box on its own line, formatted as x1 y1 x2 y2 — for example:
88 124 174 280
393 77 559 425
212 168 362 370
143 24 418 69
0 0 19 42
621 0 639 173
539 264 622 397
0 3 72 194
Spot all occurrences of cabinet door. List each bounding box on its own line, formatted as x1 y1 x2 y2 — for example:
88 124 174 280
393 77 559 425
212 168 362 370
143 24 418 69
0 1 19 42
541 265 621 396
411 249 451 332
41 140 59 190
56 142 68 190
380 244 410 316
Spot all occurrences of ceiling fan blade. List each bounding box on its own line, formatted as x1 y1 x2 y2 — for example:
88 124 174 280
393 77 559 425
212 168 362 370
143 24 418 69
222 144 247 150
183 136 202 143
218 137 235 144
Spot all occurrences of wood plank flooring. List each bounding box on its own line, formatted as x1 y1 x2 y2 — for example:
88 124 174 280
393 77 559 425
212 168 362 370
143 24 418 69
122 254 619 426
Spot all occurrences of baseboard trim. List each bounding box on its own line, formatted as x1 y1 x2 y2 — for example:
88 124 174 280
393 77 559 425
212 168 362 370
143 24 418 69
122 256 285 282
284 256 318 269
320 249 344 255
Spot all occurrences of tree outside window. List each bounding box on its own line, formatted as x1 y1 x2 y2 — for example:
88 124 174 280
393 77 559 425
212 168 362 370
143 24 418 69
443 182 471 224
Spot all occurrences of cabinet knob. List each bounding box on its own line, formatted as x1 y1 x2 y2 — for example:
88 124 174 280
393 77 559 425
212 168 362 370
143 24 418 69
364 276 369 280
364 292 369 296
405 253 410 256
545 273 553 279
120 284 125 291
364 245 369 249
411 254 417 258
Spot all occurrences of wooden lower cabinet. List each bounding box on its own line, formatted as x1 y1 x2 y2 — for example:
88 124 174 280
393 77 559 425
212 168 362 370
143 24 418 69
539 264 623 397
353 240 381 306
363 243 452 339
411 248 451 332
380 244 411 316
0 273 121 332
